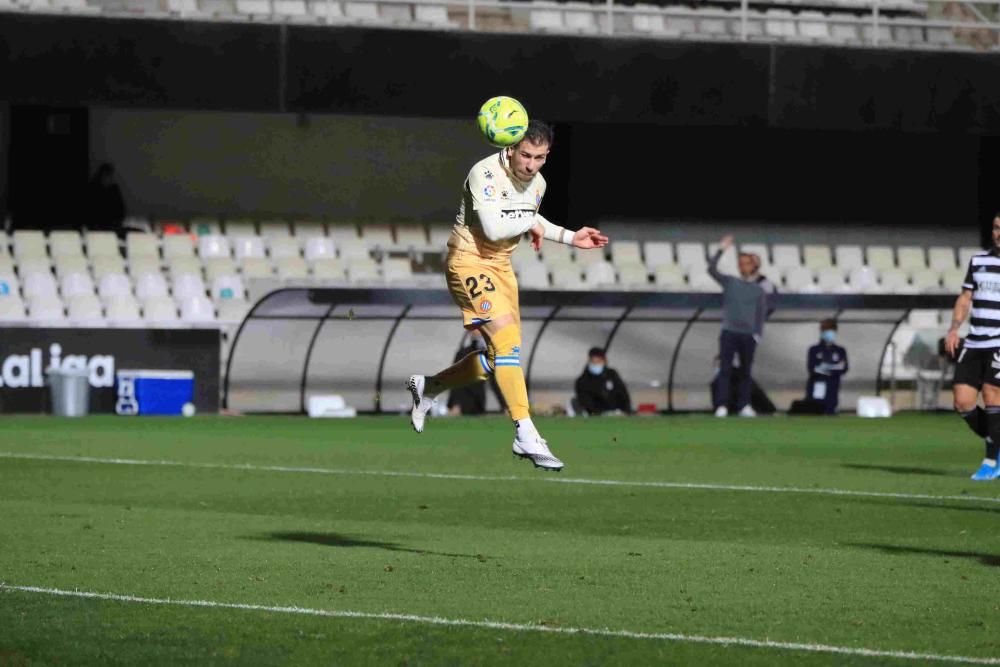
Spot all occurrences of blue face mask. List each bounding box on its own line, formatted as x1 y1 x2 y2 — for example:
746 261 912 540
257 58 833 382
821 330 836 343
587 363 605 376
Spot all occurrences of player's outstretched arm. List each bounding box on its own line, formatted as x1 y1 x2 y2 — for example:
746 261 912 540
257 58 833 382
571 227 609 250
945 290 972 357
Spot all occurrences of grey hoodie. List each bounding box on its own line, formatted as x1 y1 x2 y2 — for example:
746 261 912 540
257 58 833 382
708 250 777 337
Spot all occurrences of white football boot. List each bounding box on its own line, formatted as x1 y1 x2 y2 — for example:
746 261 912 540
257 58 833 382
714 406 728 417
512 433 564 472
739 405 757 418
406 375 435 433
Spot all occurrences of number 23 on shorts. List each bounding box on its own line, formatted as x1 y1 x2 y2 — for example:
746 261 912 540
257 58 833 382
465 274 496 299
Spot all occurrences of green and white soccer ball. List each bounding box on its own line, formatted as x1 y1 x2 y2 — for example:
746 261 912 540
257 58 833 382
477 96 528 147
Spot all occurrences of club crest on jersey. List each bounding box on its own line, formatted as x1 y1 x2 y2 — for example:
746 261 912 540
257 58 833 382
480 300 493 313
484 185 496 198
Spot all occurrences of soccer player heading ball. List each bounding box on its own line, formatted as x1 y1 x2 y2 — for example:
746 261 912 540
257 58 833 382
406 117 609 471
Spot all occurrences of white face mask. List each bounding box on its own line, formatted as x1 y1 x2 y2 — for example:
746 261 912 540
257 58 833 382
587 363 605 376
821 330 836 343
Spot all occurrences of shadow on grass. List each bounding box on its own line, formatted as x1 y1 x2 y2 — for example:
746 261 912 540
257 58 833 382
841 463 953 477
850 543 1000 568
248 531 487 560
854 499 1000 516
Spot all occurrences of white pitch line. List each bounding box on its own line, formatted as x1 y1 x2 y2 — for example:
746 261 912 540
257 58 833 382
1 450 998 506
2 584 998 665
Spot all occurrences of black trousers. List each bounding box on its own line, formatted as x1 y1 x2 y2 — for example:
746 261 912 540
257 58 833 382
715 330 757 411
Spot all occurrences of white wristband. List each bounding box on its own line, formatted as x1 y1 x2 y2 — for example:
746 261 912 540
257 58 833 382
561 228 573 245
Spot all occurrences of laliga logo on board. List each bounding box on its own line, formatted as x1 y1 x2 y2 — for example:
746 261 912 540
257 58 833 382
0 343 115 389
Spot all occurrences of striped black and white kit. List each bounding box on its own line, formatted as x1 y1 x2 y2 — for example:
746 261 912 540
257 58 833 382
962 250 1000 349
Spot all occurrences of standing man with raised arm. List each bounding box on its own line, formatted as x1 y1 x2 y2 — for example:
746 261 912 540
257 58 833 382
945 215 1000 481
709 235 777 418
406 120 609 471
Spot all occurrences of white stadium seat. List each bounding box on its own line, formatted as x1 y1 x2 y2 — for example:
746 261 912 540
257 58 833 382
338 239 370 262
28 295 66 322
259 220 291 238
173 273 207 300
0 295 27 322
879 268 911 293
60 272 95 298
584 261 617 287
815 268 847 292
575 248 606 267
241 258 274 278
612 241 643 268
958 246 982 267
551 265 582 289
0 274 21 298
771 244 801 273
927 246 957 272
293 221 326 239
225 220 257 237
911 270 942 293
512 242 541 273
346 259 380 283
382 258 413 284
276 257 310 279
688 271 721 292
90 256 125 281
231 235 266 261
312 259 345 280
135 272 170 300
428 225 452 250
212 275 246 301
834 245 864 272
643 241 673 270
676 242 707 272
67 294 104 325
204 257 238 282
180 296 216 323
654 265 686 289
542 243 574 269
896 246 927 276
846 266 879 292
197 234 230 259
217 299 251 324
802 244 833 271
617 264 649 288
940 267 966 292
268 236 301 260
304 237 336 263
518 262 549 289
866 246 896 272
13 230 47 260
142 296 179 324
782 266 816 293
105 295 143 326
163 234 197 260
53 256 89 279
126 232 159 260
22 271 59 299
360 223 394 248
49 230 84 258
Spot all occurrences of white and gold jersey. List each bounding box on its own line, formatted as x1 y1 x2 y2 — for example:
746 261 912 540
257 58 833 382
449 151 546 263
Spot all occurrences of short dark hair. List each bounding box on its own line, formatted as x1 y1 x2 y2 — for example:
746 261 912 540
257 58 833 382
518 120 554 148
588 347 606 359
820 318 838 331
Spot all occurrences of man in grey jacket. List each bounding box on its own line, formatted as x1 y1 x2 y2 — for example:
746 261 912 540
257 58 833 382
709 234 777 417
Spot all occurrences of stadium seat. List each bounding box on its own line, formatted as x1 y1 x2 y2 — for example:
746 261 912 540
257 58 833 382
926 27 956 47
276 257 309 279
866 246 896 273
329 223 360 245
907 309 940 328
576 248 606 267
958 246 982 267
911 270 942 293
564 2 599 32
764 9 796 39
783 266 816 293
189 217 222 237
360 223 394 249
49 230 84 258
128 257 161 278
511 242 541 273
612 240 643 268
53 256 89 279
414 4 454 26
0 252 12 274
168 257 204 281
529 3 564 31
585 261 617 287
878 268 910 293
19 256 53 277
205 257 239 282
896 246 927 277
928 246 957 272
687 271 720 292
163 234 197 260
197 234 230 259
382 257 413 284
126 232 159 261
551 265 582 289
236 0 270 16
346 259 380 283
134 272 170 301
542 243 574 270
344 1 379 19
142 296 179 324
698 11 730 38
0 271 20 296
231 235 266 261
338 239 370 262
642 241 673 270
771 244 801 274
60 272 95 298
617 264 649 288
212 274 246 300
0 292 27 321
217 299 251 324
802 244 833 271
940 267 965 292
91 256 125 280
834 245 864 272
676 242 707 272
632 4 666 33
861 24 892 44
650 264 683 289
85 231 120 259
518 262 549 289
241 258 274 278
28 295 66 323
829 20 861 43
394 224 430 251
98 273 132 300
893 25 924 45
428 225 452 250
22 271 59 299
293 221 326 239
225 220 257 237
308 0 345 19
304 237 337 263
0 233 9 258
268 236 301 260
311 259 345 280
815 268 847 292
663 6 697 36
259 220 291 238
173 273 208 300
846 266 879 292
728 10 765 38
67 294 104 325
13 230 47 260
798 11 830 40
105 295 143 326
179 296 216 324
380 3 413 22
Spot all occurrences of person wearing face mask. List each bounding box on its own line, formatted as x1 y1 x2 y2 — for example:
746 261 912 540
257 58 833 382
806 319 849 415
573 348 632 416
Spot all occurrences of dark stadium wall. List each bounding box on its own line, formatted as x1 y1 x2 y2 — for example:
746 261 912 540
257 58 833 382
89 109 493 222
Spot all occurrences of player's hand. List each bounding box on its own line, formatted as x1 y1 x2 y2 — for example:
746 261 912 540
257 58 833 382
572 227 609 250
529 222 544 252
945 329 962 358
719 234 734 251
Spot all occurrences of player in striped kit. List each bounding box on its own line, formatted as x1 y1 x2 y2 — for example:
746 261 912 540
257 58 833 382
945 216 1000 480
405 121 608 471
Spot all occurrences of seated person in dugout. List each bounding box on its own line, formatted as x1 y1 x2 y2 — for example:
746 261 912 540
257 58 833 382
791 319 849 415
573 347 632 416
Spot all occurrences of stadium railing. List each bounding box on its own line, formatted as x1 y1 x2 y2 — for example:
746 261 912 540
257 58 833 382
223 287 955 415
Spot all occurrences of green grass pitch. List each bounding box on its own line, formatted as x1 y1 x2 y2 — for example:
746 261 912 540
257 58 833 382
1 413 998 665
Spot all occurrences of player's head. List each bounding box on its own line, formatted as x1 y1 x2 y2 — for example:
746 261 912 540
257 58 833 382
506 120 553 182
820 318 838 343
587 347 606 375
993 214 1000 249
737 252 760 278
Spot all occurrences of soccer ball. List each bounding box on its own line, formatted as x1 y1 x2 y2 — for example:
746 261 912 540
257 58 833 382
477 96 528 147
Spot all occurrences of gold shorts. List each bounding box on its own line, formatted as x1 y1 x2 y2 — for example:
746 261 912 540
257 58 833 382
446 251 520 329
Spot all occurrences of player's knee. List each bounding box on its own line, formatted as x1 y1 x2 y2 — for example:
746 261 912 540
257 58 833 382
954 398 977 413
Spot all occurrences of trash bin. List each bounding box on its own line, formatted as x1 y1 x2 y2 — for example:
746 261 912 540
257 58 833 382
47 368 90 417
